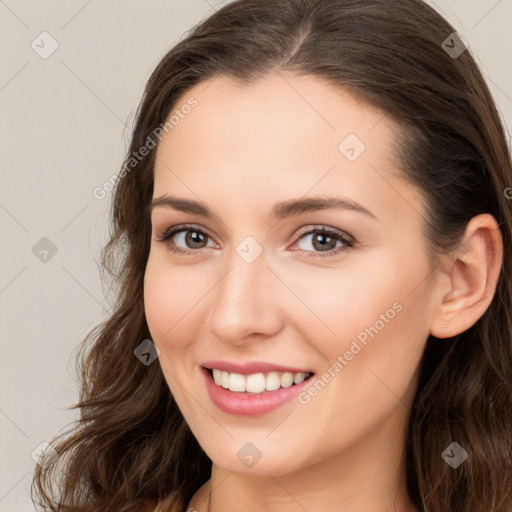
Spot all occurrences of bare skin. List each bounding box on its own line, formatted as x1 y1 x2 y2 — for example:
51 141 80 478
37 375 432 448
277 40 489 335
144 72 503 512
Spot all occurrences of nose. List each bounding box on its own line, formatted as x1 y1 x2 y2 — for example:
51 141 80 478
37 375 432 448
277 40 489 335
207 249 284 345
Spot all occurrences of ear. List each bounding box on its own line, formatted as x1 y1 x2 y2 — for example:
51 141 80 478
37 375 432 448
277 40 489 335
430 213 503 339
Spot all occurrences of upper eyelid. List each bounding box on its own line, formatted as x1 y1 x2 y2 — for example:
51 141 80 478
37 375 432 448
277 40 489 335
157 223 216 242
295 224 353 239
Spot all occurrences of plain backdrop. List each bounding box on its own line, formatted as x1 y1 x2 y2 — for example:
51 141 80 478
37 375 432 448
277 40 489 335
1 1 511 510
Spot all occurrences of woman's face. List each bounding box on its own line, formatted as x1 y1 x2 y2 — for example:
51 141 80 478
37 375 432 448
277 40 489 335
144 72 440 476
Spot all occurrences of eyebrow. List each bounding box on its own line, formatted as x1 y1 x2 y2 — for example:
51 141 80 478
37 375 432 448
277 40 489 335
149 194 377 221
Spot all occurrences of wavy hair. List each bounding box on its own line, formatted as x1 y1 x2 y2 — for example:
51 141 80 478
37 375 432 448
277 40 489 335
32 0 512 510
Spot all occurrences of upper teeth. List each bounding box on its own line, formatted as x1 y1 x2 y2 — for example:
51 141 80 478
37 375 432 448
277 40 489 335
212 369 310 393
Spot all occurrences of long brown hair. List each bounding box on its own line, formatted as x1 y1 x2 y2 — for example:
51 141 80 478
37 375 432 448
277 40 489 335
32 1 512 510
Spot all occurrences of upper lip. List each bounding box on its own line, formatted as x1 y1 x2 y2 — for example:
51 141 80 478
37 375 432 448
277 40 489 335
201 360 314 375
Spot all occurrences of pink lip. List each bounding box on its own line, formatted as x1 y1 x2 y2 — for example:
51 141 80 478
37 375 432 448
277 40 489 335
201 366 315 416
201 360 314 375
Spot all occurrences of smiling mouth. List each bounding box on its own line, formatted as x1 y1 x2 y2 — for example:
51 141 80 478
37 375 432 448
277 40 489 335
204 367 315 395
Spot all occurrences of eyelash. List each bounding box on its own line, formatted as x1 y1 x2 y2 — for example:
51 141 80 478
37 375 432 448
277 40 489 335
155 223 355 258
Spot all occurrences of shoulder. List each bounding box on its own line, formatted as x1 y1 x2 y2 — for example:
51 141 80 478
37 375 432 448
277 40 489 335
185 480 210 511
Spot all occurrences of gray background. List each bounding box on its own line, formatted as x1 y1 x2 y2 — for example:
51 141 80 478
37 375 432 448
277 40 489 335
1 1 511 510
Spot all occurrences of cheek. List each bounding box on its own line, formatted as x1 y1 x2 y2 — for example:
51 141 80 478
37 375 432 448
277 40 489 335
290 264 430 447
143 258 205 399
143 256 200 349
293 247 431 373
283 258 403 339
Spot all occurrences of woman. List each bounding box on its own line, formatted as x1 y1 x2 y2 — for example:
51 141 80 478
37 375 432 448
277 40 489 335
32 0 512 511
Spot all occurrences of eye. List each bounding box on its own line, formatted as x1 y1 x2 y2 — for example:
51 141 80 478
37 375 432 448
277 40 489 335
154 224 216 256
291 226 354 258
154 224 355 258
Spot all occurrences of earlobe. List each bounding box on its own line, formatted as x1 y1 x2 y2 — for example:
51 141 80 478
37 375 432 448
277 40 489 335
430 214 503 339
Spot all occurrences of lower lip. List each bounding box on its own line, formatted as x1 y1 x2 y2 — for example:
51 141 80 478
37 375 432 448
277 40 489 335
201 367 314 416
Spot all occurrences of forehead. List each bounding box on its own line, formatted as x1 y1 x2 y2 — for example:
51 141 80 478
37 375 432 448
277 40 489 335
156 71 394 162
152 72 422 224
